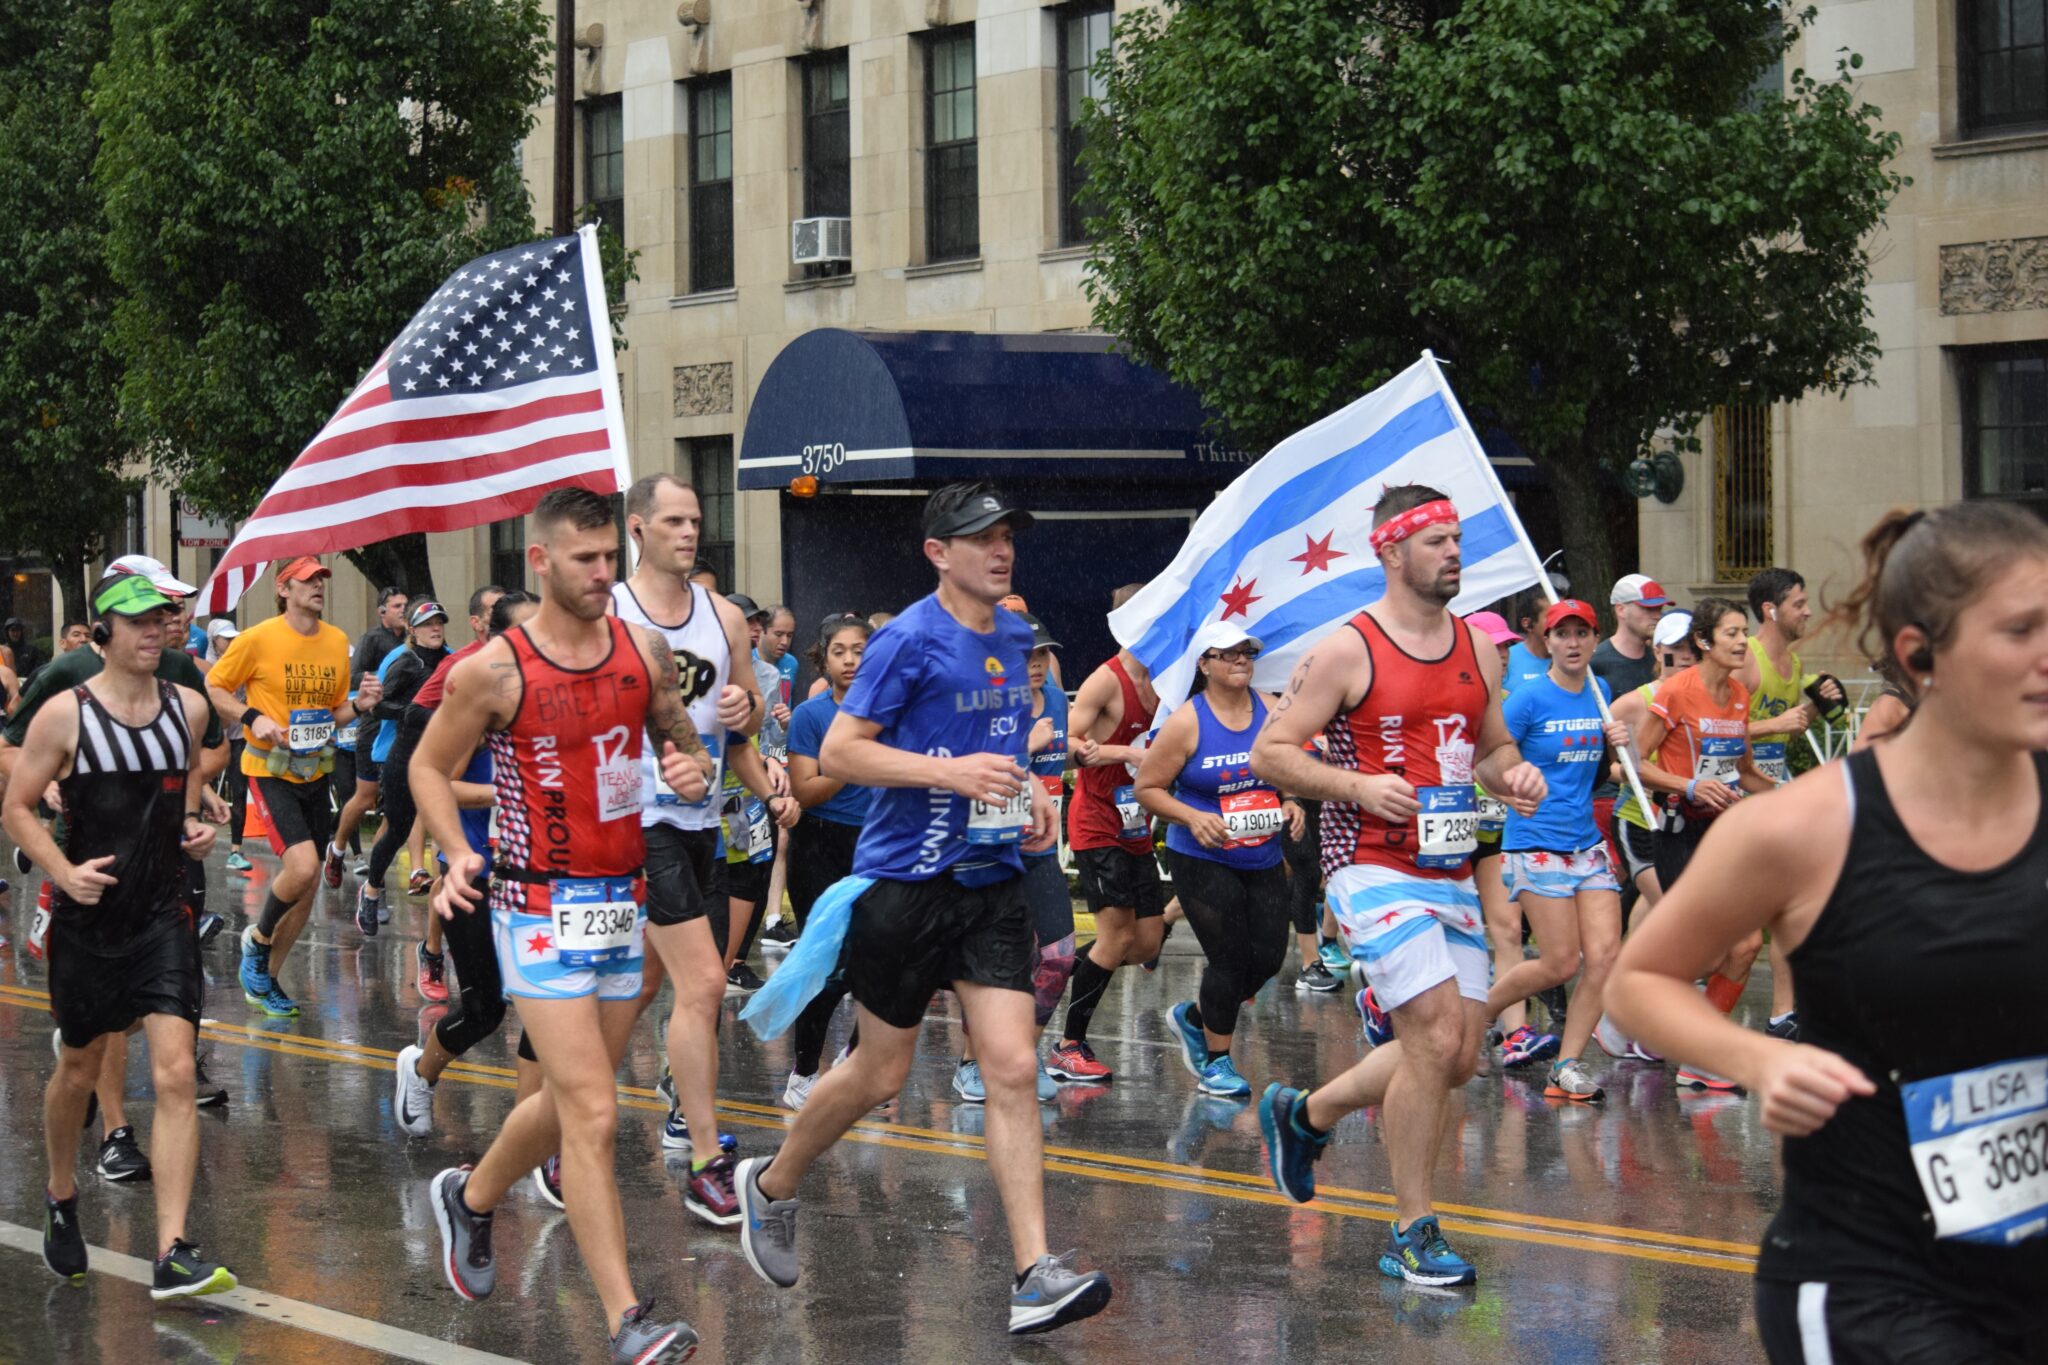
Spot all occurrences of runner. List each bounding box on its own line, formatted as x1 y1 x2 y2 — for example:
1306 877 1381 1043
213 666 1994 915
1487 600 1631 1103
2 570 235 1299
327 586 409 884
1501 590 1553 695
204 619 255 874
1250 484 1544 1288
411 487 711 1362
1464 608 1544 1068
352 598 454 935
734 482 1113 1336
610 472 776 1228
1135 625 1301 1100
1608 502 2048 1362
1281 767 1339 993
206 557 375 1018
1050 601 1168 1083
392 590 544 1136
1627 597 1777 1091
714 591 782 992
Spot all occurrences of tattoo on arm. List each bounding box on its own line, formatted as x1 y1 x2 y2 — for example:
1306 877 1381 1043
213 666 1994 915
1262 658 1312 729
648 643 710 763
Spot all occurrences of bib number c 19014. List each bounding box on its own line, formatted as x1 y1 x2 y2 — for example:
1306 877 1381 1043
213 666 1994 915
1903 1055 2048 1246
1219 789 1284 848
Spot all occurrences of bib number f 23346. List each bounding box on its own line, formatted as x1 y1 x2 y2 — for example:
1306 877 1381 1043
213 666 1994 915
1903 1055 2048 1246
548 876 642 968
1414 785 1477 869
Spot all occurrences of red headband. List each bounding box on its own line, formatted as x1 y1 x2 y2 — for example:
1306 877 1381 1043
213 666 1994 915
1369 499 1458 553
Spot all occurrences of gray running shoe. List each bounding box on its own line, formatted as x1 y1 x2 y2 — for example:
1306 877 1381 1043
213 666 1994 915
1009 1251 1113 1335
1544 1058 1605 1103
394 1045 434 1137
430 1167 495 1302
735 1156 799 1288
609 1299 698 1364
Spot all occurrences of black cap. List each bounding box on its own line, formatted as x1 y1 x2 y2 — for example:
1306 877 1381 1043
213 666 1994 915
922 485 1035 541
726 592 767 620
1018 612 1060 652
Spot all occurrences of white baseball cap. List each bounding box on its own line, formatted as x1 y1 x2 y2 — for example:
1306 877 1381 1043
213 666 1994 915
206 617 240 642
109 554 199 598
1652 612 1694 649
1191 621 1264 657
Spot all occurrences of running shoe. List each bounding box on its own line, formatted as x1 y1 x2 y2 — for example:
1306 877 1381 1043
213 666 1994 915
1008 1251 1113 1336
1140 921 1175 972
417 945 449 1003
661 1104 693 1151
1535 984 1570 1032
224 850 253 873
782 1070 816 1112
238 926 274 1003
656 1063 676 1112
1258 1083 1329 1204
430 1166 496 1301
247 982 300 1018
1626 1039 1665 1064
1037 1061 1059 1102
1168 1002 1208 1078
761 920 797 947
43 1192 86 1280
609 1300 698 1364
735 1156 799 1288
1318 938 1349 973
727 962 765 995
408 868 434 897
350 858 370 878
1044 1040 1112 1083
533 1155 564 1211
394 1044 435 1137
1198 1055 1252 1099
151 1239 236 1301
1356 987 1393 1048
684 1152 743 1228
1592 1014 1632 1059
195 1058 229 1109
952 1059 986 1103
1766 1013 1800 1042
1295 962 1341 993
1500 1025 1559 1069
322 844 344 888
13 845 30 875
1676 1065 1745 1093
354 884 381 938
1378 1214 1477 1287
379 898 392 924
195 912 224 946
97 1127 152 1182
1544 1058 1605 1103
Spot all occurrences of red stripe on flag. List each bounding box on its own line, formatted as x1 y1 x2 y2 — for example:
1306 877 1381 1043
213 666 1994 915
325 364 393 426
244 429 613 520
294 387 605 468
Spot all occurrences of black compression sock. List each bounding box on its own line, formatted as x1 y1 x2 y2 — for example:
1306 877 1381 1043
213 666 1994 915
255 890 292 938
1062 955 1115 1044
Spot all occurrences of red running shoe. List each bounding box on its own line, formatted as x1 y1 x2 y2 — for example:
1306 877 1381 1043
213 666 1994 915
417 943 450 1003
1044 1040 1112 1083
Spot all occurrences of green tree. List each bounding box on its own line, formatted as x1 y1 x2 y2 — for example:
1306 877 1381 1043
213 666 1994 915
1084 0 1904 602
0 1 142 627
93 0 553 601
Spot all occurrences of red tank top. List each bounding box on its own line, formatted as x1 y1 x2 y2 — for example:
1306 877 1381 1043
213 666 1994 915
1070 655 1158 853
488 618 653 910
1320 612 1491 879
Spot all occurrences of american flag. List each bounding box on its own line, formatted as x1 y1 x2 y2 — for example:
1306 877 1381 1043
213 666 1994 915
198 225 630 614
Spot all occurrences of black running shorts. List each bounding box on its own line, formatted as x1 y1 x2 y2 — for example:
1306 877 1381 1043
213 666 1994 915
1074 844 1167 918
356 752 383 784
253 774 336 854
48 915 202 1048
724 855 771 906
844 872 1036 1029
1619 820 1658 884
645 825 722 928
1755 1277 2048 1364
1652 812 1708 893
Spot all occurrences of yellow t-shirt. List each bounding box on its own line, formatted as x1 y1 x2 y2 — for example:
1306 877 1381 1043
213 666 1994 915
208 615 351 782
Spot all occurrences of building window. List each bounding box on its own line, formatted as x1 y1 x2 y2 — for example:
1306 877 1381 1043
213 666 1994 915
584 95 625 244
924 27 978 262
803 53 851 219
689 76 734 292
1960 0 2048 137
1961 343 2048 505
1059 5 1114 246
490 516 528 591
1712 403 1773 581
679 437 736 590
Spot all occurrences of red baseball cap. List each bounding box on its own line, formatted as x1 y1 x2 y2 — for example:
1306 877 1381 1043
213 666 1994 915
1543 599 1600 633
275 556 332 586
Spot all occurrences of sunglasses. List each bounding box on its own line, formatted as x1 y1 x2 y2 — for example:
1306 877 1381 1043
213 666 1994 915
1201 647 1259 663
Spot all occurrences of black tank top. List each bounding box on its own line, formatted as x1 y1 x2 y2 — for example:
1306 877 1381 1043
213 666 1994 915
52 680 193 952
1759 748 2048 1326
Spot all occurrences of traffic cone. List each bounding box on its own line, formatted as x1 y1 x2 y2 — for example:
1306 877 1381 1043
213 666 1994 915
246 780 288 856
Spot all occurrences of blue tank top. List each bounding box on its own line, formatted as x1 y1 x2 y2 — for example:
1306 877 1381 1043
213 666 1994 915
1164 692 1283 870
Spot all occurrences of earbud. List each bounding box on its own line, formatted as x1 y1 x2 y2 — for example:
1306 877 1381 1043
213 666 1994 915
91 619 111 647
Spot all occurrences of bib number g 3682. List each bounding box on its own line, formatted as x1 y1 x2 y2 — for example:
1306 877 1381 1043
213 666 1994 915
1903 1055 2048 1246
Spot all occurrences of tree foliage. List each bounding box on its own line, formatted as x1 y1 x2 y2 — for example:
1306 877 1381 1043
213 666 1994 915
1083 0 1904 600
0 2 142 626
94 0 553 600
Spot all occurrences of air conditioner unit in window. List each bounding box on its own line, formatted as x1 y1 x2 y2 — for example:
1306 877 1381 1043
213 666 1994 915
791 216 853 265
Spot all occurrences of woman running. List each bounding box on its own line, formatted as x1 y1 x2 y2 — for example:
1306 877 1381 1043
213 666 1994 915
1466 609 1550 1069
1484 600 1631 1102
780 613 877 1110
1609 502 2048 1363
1135 626 1302 1099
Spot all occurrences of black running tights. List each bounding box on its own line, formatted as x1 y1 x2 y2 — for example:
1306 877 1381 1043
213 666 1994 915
367 722 425 889
433 879 508 1057
1281 799 1323 936
1162 848 1290 1040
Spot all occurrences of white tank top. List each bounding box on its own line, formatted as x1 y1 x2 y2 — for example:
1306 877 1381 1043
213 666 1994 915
611 579 730 831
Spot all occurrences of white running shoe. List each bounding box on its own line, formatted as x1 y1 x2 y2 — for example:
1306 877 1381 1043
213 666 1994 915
394 1044 435 1137
782 1070 816 1111
1592 1015 1632 1059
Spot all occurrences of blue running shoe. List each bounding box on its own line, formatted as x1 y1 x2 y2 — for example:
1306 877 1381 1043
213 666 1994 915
249 983 299 1018
952 1059 986 1103
1257 1083 1329 1204
239 928 274 1005
224 851 253 873
1356 987 1393 1048
1318 938 1349 973
1168 1002 1208 1079
1378 1214 1477 1287
1500 1025 1559 1069
1198 1055 1251 1099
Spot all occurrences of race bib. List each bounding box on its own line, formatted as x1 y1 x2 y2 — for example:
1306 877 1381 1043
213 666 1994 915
287 707 334 753
1475 789 1509 835
967 785 1032 846
334 718 359 749
1037 775 1064 840
1114 783 1146 839
1415 785 1477 870
595 750 642 823
549 876 643 969
742 796 774 861
653 731 724 809
1695 736 1744 789
1220 789 1284 848
1902 1056 2048 1246
1752 739 1788 786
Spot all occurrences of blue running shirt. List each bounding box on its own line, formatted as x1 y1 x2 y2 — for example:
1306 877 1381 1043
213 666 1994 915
1501 671 1611 853
787 692 874 827
1501 641 1551 699
1025 682 1068 861
838 594 1036 883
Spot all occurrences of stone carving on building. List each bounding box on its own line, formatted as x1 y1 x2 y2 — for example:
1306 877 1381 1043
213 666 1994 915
1939 236 2048 316
677 0 711 77
674 362 734 416
574 22 606 97
926 0 950 26
797 0 823 52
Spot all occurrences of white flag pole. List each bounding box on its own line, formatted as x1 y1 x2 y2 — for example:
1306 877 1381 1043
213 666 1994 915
1420 351 1662 831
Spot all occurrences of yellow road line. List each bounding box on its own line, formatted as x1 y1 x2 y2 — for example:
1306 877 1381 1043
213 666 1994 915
0 983 1758 1273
